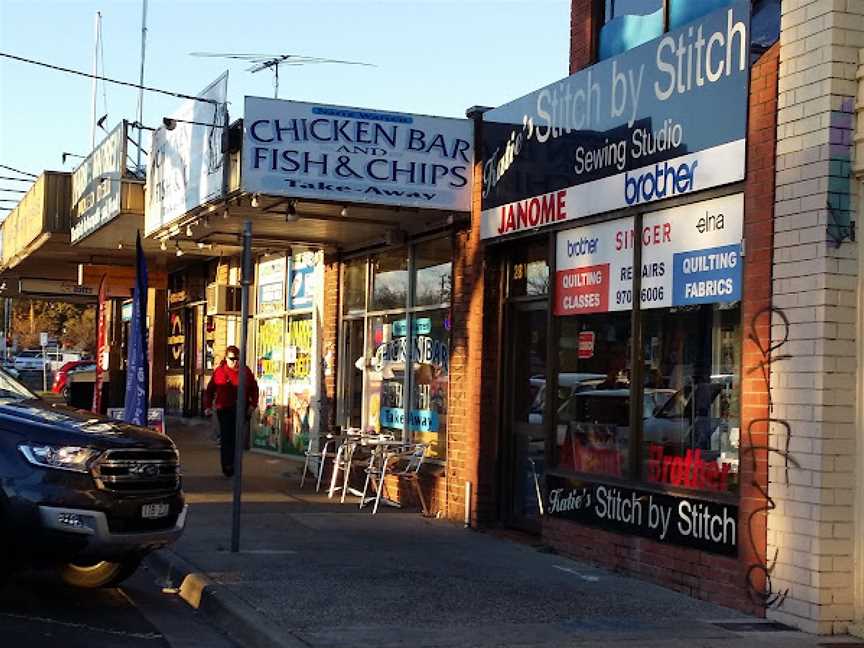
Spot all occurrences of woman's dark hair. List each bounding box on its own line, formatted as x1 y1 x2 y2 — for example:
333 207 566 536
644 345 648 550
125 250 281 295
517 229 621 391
225 345 240 358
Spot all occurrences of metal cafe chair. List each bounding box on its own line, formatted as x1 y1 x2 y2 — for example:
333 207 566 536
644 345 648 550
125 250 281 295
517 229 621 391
361 442 430 516
327 428 365 501
299 433 337 493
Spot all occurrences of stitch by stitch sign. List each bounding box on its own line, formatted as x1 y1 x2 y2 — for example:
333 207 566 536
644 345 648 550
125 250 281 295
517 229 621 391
546 475 738 556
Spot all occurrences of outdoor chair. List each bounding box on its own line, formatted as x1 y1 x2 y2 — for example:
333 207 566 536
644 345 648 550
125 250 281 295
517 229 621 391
299 433 337 493
361 442 429 516
327 428 368 501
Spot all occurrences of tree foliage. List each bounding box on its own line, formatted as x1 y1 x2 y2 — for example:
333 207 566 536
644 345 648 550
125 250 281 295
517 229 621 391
9 299 96 354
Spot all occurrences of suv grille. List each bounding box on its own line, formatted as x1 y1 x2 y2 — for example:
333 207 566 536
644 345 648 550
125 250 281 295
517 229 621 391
91 448 180 494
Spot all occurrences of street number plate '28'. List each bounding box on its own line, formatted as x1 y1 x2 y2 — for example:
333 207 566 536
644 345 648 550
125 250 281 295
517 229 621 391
141 502 170 519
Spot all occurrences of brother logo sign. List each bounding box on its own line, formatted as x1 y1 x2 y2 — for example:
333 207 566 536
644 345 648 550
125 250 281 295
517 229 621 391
479 1 749 240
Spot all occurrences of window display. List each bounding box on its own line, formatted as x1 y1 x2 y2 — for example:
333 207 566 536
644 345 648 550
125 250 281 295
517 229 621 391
550 194 743 495
253 317 284 452
641 304 740 493
283 314 313 456
339 238 452 459
554 313 631 477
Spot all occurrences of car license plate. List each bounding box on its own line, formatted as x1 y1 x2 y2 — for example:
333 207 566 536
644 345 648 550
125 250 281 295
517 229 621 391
141 502 170 519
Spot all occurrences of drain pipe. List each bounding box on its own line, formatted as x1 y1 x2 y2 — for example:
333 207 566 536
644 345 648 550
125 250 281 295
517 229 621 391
464 481 472 528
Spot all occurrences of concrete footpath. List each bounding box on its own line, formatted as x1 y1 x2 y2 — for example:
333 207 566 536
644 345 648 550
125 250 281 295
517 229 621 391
147 419 860 648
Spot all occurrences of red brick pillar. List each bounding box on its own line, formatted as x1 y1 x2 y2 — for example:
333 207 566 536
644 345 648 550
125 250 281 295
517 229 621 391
321 253 340 431
739 41 780 617
570 0 598 74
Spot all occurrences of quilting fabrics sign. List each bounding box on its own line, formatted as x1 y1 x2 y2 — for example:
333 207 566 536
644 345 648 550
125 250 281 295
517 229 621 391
145 72 228 234
243 97 473 211
480 2 749 240
554 193 743 316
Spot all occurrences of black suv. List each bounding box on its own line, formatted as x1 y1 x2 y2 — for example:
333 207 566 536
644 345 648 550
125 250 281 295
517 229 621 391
0 369 185 588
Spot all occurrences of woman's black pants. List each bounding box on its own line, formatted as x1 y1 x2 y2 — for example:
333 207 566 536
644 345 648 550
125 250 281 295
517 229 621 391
216 407 238 476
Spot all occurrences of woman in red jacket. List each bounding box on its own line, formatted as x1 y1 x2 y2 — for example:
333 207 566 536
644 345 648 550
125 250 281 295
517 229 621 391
204 346 260 477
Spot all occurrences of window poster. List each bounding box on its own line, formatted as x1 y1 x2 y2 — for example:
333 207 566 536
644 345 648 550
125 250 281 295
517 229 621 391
282 315 313 455
253 317 284 452
554 193 743 316
288 251 316 309
167 310 185 369
257 256 286 314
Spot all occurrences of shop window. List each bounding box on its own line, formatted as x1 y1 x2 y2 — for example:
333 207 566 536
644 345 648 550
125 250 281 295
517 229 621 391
283 314 314 456
370 249 408 311
553 313 632 477
343 259 367 314
410 310 450 458
414 238 452 307
252 317 284 453
668 0 734 30
366 314 407 437
598 0 663 61
339 239 452 460
509 240 549 298
641 303 740 494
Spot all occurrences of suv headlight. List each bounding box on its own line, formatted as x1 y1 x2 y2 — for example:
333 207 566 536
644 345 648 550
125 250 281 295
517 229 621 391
19 444 101 473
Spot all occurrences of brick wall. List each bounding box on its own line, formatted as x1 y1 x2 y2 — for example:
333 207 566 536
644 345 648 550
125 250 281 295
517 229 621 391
321 253 340 430
569 0 596 73
541 44 780 617
766 0 863 635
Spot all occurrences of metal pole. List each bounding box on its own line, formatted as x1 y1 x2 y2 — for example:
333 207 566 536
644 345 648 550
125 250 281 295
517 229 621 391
135 0 148 173
231 220 253 553
42 343 47 392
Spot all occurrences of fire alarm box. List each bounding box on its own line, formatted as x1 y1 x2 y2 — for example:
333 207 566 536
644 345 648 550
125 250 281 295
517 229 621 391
206 284 241 315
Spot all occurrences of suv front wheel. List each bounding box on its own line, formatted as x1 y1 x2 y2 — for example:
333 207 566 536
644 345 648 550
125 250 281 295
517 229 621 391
59 555 142 588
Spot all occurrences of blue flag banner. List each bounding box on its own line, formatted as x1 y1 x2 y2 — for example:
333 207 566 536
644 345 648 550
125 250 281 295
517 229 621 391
123 231 149 426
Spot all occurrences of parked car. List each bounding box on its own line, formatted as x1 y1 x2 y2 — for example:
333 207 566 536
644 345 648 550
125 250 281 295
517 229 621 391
0 366 185 587
13 349 45 372
52 360 96 400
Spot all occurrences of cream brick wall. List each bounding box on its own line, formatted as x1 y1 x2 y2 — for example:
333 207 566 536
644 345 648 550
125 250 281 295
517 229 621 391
771 0 863 635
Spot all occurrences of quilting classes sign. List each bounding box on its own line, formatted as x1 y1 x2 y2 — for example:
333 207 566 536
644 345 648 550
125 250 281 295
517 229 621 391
243 97 474 211
546 475 738 556
480 1 750 239
554 193 743 316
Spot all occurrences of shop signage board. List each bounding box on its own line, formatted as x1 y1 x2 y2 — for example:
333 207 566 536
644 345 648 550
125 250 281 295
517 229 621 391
480 2 750 240
145 73 229 235
19 278 98 298
71 122 127 243
242 97 474 211
546 474 738 556
554 193 743 316
107 407 166 435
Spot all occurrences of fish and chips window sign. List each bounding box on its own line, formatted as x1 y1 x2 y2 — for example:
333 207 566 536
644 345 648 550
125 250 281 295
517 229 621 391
547 475 738 556
479 1 750 240
242 97 474 211
554 193 743 316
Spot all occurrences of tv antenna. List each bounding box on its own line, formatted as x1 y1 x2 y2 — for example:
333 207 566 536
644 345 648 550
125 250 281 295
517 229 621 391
189 52 375 99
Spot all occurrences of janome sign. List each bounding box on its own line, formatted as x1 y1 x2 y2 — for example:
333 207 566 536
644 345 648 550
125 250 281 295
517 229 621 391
243 97 473 211
480 2 750 239
554 193 743 316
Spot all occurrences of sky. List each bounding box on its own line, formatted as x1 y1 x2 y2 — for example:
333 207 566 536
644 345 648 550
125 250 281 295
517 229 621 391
0 0 571 203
